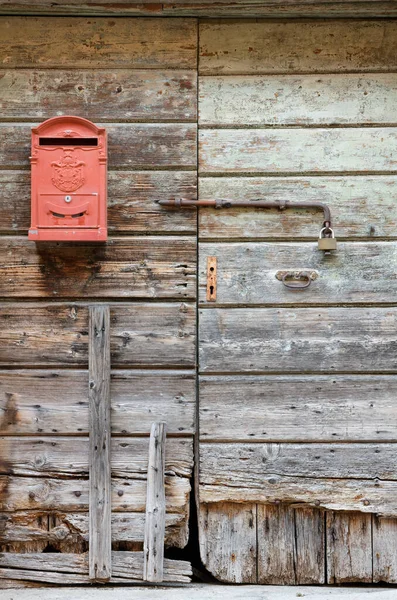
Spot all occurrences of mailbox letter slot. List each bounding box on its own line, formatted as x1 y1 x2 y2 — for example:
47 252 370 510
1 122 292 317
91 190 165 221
29 116 107 242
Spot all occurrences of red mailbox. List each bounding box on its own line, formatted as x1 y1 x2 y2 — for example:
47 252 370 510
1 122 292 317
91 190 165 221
29 116 107 242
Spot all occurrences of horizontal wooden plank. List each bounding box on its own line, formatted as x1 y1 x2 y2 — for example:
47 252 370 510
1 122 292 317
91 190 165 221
0 511 187 549
199 20 397 74
199 242 397 305
198 176 397 239
0 552 192 583
0 303 195 367
0 436 193 478
199 74 397 126
199 375 397 442
0 17 197 69
199 443 397 515
0 123 197 169
0 170 197 234
0 475 190 513
199 307 397 373
199 128 397 174
1 237 196 299
0 70 197 122
0 370 195 435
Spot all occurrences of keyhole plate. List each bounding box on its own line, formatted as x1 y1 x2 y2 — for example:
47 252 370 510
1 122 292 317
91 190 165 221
207 256 217 302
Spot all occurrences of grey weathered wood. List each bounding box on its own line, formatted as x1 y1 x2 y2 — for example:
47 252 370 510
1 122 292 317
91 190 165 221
199 128 397 174
295 507 325 584
0 123 197 169
1 237 196 299
326 512 372 583
199 375 397 442
199 307 397 374
198 176 397 240
144 422 166 582
257 504 296 584
199 502 257 583
0 17 197 69
373 516 397 583
199 242 397 305
0 552 192 583
0 70 196 122
0 170 197 235
0 370 195 436
88 306 111 581
199 74 397 126
0 303 195 367
199 20 397 74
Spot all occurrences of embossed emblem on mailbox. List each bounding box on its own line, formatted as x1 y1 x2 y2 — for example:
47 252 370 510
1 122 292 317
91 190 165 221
29 116 107 242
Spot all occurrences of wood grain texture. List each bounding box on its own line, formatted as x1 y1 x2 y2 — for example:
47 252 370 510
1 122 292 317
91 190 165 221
257 503 295 584
199 307 397 374
295 507 325 584
0 303 195 367
0 70 196 122
199 375 397 442
198 176 397 240
0 123 197 169
0 170 197 234
0 552 192 584
0 370 195 436
0 17 197 69
199 20 397 74
88 306 111 581
199 74 397 126
199 128 397 174
373 516 397 583
199 242 397 305
326 512 372 583
199 502 257 583
144 422 166 582
0 237 196 299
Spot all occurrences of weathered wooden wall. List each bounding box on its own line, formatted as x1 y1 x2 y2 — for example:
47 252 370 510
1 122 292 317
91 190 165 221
198 18 397 584
0 16 197 587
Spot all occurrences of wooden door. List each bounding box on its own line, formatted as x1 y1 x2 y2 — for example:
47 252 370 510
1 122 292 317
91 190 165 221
197 19 397 584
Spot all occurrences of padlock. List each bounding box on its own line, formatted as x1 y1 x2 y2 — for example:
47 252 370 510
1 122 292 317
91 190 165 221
318 227 337 252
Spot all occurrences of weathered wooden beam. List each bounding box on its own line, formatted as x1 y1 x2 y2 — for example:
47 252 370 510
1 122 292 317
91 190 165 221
144 422 167 582
88 305 111 582
326 512 372 583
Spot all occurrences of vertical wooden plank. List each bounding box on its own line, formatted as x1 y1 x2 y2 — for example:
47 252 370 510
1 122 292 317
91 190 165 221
199 502 257 583
89 305 111 582
373 516 397 583
295 507 325 584
326 512 372 583
143 422 167 583
257 504 295 584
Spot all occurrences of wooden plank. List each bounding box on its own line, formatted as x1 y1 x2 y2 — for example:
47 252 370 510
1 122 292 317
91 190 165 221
199 128 397 174
0 302 195 367
199 375 397 442
257 504 295 584
0 17 197 69
295 507 325 584
373 516 397 583
0 370 195 436
199 242 397 305
0 170 197 235
0 511 187 549
199 74 397 126
0 123 197 169
199 20 397 75
144 422 166 582
326 512 372 583
199 502 257 583
0 237 196 299
199 307 397 374
198 176 397 240
0 551 191 583
0 70 196 122
0 475 190 514
88 306 111 581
